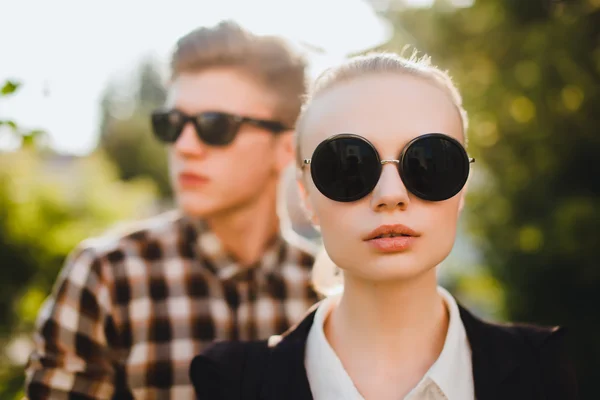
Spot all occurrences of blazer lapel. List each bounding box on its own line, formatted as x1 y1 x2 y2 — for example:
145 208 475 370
459 304 543 400
260 304 530 400
259 302 551 400
260 306 317 400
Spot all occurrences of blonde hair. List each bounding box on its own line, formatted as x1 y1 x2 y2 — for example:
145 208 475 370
295 51 469 167
171 20 308 127
296 51 469 296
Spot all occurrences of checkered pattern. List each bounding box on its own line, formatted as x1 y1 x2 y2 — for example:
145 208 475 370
25 211 319 399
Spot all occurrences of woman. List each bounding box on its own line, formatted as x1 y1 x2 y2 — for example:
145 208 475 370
189 52 578 400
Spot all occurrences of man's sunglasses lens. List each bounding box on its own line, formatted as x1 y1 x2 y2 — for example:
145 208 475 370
401 135 470 201
310 136 381 202
195 113 238 146
151 111 239 146
151 111 184 143
310 134 470 202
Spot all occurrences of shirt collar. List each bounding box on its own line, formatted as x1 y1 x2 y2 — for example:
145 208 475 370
187 216 284 281
305 286 474 400
306 295 361 399
426 286 474 400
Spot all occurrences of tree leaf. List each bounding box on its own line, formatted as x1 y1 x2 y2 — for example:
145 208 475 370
28 129 45 137
1 80 20 96
0 120 18 130
20 133 37 148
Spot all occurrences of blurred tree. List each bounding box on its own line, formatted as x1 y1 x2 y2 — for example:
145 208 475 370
98 57 172 198
0 81 20 139
380 0 600 396
1 78 160 399
0 149 158 399
0 81 45 147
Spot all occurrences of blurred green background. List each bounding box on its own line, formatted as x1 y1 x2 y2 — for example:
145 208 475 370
1 0 599 398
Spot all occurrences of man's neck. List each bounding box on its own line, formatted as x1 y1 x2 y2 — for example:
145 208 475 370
204 182 280 266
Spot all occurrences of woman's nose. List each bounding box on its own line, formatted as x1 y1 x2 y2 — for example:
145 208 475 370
369 163 410 212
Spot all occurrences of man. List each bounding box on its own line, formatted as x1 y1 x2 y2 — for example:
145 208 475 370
25 20 319 399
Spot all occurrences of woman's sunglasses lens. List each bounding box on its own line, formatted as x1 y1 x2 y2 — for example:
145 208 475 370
402 135 470 201
151 111 183 143
311 136 381 202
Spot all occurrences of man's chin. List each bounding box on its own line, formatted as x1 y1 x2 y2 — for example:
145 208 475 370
177 196 223 219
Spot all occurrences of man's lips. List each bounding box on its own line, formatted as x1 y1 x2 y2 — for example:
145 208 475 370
178 172 209 187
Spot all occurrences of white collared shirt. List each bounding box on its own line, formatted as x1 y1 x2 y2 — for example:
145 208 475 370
304 287 475 400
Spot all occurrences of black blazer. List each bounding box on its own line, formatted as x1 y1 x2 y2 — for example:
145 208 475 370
190 303 578 400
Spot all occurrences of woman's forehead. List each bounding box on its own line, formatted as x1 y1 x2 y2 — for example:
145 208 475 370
300 74 464 157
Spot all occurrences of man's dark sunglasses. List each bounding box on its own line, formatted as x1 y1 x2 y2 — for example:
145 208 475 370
302 133 475 202
151 109 290 146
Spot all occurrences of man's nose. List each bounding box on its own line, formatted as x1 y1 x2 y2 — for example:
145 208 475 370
173 123 208 157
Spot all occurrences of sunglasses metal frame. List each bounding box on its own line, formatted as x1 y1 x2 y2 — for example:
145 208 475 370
151 109 291 145
301 133 475 202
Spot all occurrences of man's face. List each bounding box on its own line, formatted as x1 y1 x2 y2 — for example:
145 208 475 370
167 68 293 218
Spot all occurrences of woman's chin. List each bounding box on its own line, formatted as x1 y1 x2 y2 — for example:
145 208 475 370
345 255 436 284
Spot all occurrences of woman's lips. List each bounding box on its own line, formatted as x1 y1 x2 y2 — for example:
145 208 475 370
363 224 420 253
366 236 417 252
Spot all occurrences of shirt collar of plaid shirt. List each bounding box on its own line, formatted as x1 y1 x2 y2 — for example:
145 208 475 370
188 216 285 281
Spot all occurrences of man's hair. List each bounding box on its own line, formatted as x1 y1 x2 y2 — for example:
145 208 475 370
170 20 308 127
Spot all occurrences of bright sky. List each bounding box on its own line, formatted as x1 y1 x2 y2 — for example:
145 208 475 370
0 0 393 155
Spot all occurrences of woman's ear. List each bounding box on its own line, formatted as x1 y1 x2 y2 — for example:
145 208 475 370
458 174 471 212
296 174 320 227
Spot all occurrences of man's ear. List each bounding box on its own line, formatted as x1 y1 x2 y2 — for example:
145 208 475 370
274 131 294 174
296 174 320 227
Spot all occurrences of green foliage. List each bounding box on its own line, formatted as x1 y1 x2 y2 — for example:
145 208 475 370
380 0 600 395
98 58 172 198
0 76 161 399
0 149 158 399
1 80 48 148
0 120 17 130
1 80 20 96
1 81 21 136
99 113 171 197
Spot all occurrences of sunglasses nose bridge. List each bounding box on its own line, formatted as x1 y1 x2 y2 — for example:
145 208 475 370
380 159 400 166
174 120 208 153
370 159 410 209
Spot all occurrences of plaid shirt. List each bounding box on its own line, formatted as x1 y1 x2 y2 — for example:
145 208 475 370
25 211 319 399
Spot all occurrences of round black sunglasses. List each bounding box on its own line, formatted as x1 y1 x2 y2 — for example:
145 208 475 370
151 109 290 146
302 133 475 202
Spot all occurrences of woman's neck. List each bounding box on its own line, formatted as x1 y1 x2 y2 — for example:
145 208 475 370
324 268 449 398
